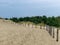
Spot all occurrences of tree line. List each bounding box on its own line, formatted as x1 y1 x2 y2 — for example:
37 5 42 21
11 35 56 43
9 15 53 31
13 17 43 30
5 15 60 28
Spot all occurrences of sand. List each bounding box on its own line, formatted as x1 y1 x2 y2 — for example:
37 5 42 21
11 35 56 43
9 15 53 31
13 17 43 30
0 19 59 45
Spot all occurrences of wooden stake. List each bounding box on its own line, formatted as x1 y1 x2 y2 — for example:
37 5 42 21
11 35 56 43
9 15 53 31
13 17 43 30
56 28 59 42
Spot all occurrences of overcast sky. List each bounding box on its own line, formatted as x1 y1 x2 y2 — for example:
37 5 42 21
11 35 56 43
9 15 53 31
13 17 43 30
0 0 60 18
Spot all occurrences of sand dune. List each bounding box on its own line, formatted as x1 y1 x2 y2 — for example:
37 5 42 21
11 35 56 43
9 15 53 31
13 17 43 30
0 19 59 45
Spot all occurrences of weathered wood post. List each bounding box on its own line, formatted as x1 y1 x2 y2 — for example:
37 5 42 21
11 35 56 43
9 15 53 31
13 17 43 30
32 24 33 28
35 25 37 28
28 23 29 27
25 23 26 26
49 26 52 36
32 23 34 28
40 25 42 29
46 25 48 31
56 28 59 42
52 27 55 38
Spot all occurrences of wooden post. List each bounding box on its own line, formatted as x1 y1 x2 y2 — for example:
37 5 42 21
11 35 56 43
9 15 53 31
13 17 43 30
35 25 36 28
53 27 55 38
56 28 59 42
49 26 52 36
28 23 29 27
32 24 33 28
40 25 42 29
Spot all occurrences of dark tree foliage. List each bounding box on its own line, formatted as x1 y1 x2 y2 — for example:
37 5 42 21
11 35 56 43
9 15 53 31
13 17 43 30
18 17 24 22
8 16 60 28
5 18 8 20
42 15 47 24
10 17 19 23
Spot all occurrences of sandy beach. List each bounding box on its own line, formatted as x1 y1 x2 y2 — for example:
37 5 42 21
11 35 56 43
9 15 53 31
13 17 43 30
0 19 59 45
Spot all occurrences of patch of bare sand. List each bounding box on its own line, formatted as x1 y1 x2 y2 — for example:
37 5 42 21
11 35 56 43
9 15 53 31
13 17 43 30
0 19 58 45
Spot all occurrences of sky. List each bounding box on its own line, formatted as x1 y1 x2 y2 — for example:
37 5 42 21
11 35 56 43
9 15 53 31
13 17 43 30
0 0 60 18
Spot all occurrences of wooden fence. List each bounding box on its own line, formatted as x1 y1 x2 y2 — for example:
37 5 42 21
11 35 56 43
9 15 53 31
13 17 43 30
44 25 60 42
20 23 60 42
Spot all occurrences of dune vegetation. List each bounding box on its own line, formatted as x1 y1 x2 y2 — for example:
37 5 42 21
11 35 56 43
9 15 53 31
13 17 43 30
5 15 60 28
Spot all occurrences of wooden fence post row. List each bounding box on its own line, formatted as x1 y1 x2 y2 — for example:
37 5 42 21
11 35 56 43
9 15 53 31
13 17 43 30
45 25 59 42
20 23 60 42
